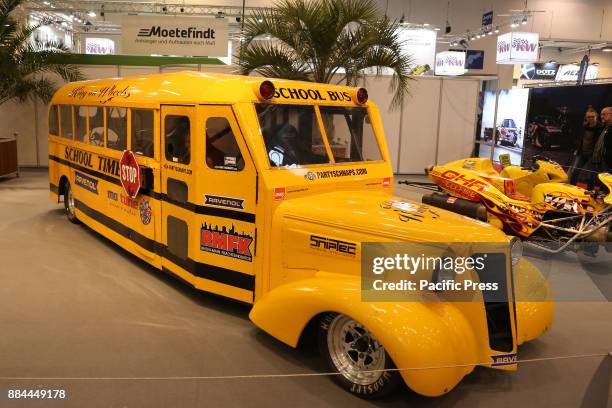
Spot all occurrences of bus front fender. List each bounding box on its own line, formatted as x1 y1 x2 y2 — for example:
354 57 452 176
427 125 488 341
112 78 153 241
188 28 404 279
249 272 480 396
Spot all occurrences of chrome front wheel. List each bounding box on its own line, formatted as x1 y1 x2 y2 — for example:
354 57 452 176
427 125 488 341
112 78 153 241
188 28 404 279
318 313 401 398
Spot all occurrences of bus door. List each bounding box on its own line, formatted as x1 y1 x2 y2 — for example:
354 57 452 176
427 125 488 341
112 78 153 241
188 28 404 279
194 104 258 303
160 105 199 283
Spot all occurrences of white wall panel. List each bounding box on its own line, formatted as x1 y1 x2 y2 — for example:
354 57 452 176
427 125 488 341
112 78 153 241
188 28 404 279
0 100 37 166
436 79 479 165
363 76 402 172
398 78 440 173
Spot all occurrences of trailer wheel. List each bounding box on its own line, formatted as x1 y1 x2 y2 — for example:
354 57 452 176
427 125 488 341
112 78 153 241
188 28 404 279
63 182 79 224
318 313 401 398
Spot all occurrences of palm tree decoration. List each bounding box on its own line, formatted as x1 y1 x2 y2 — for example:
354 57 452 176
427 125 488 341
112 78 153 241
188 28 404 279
0 0 83 106
236 0 413 109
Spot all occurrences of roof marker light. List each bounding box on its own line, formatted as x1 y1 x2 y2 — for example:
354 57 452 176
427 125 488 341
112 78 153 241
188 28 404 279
259 80 275 100
356 88 368 104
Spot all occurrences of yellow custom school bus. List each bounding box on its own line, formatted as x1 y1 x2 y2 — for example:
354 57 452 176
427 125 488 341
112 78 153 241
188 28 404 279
48 71 553 398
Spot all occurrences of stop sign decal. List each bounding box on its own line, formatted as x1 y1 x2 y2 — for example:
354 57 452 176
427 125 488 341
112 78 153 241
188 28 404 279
119 150 141 198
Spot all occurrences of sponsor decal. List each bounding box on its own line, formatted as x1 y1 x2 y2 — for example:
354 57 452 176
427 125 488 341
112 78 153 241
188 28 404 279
139 200 152 225
107 190 118 201
274 187 286 201
544 194 579 213
200 222 253 261
138 26 216 39
163 163 193 175
74 171 99 194
447 197 457 204
304 171 317 181
382 177 391 188
380 200 440 222
224 156 237 166
310 235 356 256
120 194 138 209
204 194 245 210
272 87 352 103
303 168 368 180
491 353 517 366
68 84 131 104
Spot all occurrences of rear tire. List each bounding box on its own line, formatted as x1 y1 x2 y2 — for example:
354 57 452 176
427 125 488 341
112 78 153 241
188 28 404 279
63 182 79 224
318 313 402 399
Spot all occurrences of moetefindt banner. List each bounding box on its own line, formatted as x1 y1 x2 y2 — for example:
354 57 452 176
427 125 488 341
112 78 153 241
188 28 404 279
122 15 228 57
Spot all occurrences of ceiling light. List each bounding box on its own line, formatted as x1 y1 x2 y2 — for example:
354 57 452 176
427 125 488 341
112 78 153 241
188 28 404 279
487 31 493 36
87 11 96 17
423 23 429 27
521 16 528 25
602 46 612 52
511 22 518 28
61 22 67 27
434 27 440 31
548 60 557 64
494 26 500 33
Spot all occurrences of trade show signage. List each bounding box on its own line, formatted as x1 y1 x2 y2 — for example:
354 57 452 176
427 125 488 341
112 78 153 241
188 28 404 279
122 15 228 57
85 38 115 55
496 32 539 64
434 51 465 76
555 64 598 82
482 11 493 26
398 28 437 68
519 63 559 80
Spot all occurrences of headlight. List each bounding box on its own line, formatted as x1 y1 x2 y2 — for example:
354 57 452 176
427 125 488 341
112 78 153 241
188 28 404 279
510 237 523 266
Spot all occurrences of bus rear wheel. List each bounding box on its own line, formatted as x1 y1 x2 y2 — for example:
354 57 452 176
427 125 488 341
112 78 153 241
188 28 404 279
63 182 79 224
318 313 401 399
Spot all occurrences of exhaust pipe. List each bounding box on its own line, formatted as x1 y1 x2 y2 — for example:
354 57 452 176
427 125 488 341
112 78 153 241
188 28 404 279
422 192 488 222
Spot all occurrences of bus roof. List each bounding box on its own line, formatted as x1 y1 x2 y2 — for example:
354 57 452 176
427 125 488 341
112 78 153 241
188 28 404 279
50 71 367 108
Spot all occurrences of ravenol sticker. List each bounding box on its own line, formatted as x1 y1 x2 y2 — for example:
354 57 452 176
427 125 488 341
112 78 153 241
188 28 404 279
204 194 244 210
491 353 517 366
74 171 98 194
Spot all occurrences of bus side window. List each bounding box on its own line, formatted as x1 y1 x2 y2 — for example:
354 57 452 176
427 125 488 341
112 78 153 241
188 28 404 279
165 115 190 164
59 105 74 139
89 107 104 146
131 109 154 158
205 117 244 171
49 105 59 136
106 107 127 151
75 106 88 144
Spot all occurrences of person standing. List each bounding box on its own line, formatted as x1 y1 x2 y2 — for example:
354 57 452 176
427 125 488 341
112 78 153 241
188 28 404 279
569 108 602 188
593 107 612 176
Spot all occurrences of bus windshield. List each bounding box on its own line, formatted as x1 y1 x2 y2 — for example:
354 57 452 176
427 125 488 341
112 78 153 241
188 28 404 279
256 104 382 168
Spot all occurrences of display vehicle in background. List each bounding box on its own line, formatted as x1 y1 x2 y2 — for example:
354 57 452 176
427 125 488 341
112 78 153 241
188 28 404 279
496 118 521 147
527 115 568 149
424 157 612 253
48 72 553 398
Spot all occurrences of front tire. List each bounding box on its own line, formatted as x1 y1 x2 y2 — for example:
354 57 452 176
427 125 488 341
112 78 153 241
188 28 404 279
63 182 79 224
318 313 402 399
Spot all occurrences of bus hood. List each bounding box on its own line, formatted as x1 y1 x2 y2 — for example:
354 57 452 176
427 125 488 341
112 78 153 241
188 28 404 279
277 190 507 243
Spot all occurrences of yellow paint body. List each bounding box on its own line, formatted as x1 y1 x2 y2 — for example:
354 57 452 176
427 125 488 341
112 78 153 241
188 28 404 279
48 71 553 397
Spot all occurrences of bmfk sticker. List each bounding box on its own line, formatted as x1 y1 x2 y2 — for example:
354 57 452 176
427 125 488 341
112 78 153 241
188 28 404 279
200 223 253 261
